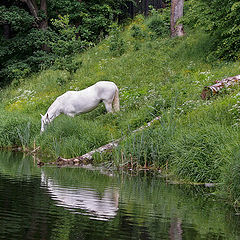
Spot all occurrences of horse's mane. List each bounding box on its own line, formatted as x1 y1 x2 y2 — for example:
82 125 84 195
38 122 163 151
47 98 61 115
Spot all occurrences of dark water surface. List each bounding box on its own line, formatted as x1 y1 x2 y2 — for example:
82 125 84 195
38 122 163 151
0 151 240 240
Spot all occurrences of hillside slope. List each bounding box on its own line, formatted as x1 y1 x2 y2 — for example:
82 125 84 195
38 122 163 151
1 16 240 204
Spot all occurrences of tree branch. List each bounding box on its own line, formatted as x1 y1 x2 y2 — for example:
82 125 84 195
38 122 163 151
20 0 38 19
201 75 240 100
53 116 161 166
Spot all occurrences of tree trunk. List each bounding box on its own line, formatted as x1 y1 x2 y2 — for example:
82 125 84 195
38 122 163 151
170 0 185 37
50 116 162 166
39 0 48 30
20 0 49 51
20 0 48 30
20 0 39 19
201 75 240 100
3 24 10 39
156 0 163 9
144 0 149 16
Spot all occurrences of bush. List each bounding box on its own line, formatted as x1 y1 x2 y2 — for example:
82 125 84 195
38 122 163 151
53 56 83 78
109 24 126 56
146 8 170 38
183 0 240 60
0 62 31 87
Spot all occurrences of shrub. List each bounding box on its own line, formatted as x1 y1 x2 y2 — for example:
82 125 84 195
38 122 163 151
146 7 170 38
183 0 240 60
0 62 31 87
131 24 147 39
109 24 126 56
53 56 82 78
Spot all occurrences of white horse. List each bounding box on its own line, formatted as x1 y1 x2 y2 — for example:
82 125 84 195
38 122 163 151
40 81 120 133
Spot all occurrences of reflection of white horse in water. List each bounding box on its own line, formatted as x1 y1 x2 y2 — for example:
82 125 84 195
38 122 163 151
40 81 120 133
41 172 119 220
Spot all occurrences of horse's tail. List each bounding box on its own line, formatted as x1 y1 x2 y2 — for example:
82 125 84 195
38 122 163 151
113 86 120 112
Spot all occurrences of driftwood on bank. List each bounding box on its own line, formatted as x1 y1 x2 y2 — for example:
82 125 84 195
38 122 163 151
55 116 161 166
201 74 240 100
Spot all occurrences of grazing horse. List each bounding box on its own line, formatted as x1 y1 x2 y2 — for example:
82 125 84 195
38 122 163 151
40 81 120 133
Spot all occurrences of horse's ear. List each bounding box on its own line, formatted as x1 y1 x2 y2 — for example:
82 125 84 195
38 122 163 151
40 114 43 118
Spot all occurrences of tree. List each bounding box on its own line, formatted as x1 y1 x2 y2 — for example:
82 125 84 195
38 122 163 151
170 0 184 37
0 0 131 85
20 0 48 30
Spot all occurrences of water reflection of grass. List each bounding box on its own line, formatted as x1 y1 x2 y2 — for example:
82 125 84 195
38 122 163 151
42 165 240 239
42 166 117 193
0 152 239 239
119 174 239 239
0 151 40 178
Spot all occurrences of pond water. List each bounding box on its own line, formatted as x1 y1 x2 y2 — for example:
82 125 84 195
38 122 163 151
0 151 240 240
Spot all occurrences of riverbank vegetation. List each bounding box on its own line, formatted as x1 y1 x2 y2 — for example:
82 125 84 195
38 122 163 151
1 0 240 205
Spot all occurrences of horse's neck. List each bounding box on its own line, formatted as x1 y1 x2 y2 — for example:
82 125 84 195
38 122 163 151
47 100 61 121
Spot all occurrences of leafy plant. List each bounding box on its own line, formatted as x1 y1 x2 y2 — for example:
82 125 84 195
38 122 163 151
183 0 240 60
109 25 126 56
53 56 83 80
146 7 170 38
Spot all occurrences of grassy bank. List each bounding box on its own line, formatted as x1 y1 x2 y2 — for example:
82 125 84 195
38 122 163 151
1 15 240 204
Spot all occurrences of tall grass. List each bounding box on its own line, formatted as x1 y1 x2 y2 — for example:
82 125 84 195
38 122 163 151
170 123 237 183
0 108 38 148
35 116 111 158
221 149 240 205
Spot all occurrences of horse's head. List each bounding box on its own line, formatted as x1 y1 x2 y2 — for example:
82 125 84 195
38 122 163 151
40 113 50 133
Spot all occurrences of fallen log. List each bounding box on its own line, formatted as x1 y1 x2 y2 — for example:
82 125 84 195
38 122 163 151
201 74 240 100
55 116 161 166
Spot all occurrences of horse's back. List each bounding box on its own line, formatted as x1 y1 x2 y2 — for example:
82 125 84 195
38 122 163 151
94 81 118 100
94 81 117 88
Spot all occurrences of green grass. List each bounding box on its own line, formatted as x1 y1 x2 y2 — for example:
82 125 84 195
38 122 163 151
1 15 240 204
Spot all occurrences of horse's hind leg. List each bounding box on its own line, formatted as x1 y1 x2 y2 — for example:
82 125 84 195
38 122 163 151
103 100 113 113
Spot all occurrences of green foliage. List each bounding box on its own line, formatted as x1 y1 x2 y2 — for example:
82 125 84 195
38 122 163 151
0 6 34 32
0 1 129 85
17 122 31 149
183 0 240 60
221 149 240 204
146 7 170 38
26 51 56 72
170 123 235 183
0 110 38 147
1 10 240 205
131 24 147 39
114 113 175 168
1 62 31 87
109 24 126 56
0 26 56 84
50 15 91 57
53 56 82 80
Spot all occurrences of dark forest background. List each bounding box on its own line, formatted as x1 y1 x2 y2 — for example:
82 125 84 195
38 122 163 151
0 0 170 86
